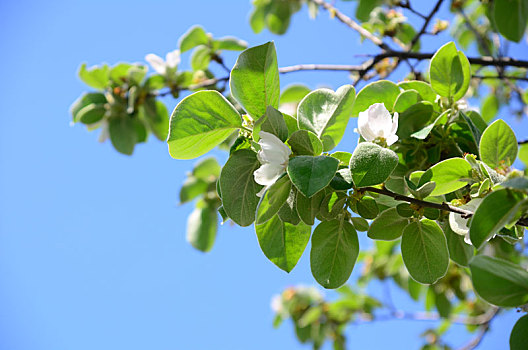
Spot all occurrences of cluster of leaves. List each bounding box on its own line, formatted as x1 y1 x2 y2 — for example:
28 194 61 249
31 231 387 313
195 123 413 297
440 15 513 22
70 26 247 155
167 39 528 347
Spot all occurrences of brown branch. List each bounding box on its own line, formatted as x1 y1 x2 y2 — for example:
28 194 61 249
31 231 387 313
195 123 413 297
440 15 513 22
310 0 391 50
398 0 427 20
409 0 445 52
473 75 528 82
519 139 528 145
362 186 528 227
155 76 229 97
456 308 500 350
370 307 499 326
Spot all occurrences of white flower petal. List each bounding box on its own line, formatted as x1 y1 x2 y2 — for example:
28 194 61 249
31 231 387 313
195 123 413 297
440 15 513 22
258 131 291 164
448 198 484 237
357 110 376 141
369 103 393 137
279 102 297 117
386 134 399 146
390 112 399 135
165 49 181 68
145 53 166 75
254 163 284 187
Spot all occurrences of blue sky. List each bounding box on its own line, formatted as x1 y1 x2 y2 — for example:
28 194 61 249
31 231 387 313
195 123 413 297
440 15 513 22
0 1 526 349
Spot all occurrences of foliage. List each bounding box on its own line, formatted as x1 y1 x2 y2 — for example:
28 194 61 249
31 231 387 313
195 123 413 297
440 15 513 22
72 0 528 348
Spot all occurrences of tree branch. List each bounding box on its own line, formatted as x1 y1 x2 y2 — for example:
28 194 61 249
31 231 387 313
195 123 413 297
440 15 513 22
310 0 391 50
456 308 500 350
409 0 445 52
361 186 528 227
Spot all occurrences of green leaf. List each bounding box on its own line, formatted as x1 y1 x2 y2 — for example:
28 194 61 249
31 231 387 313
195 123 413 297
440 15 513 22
219 149 263 226
297 85 356 151
230 42 280 119
70 92 107 122
280 84 311 104
398 81 437 103
351 217 369 232
255 215 311 272
520 144 528 167
286 130 323 156
397 102 436 139
510 315 528 350
249 5 266 33
140 98 169 141
444 223 473 267
429 42 471 101
481 94 499 122
256 175 292 225
493 0 528 42
109 116 136 155
287 156 339 198
253 106 289 142
178 25 209 53
277 188 301 225
187 202 217 252
356 0 383 22
470 255 528 307
167 90 241 159
349 142 399 187
212 36 248 51
393 90 421 113
351 80 400 118
310 219 359 289
479 119 518 168
401 220 449 284
76 104 105 124
296 190 324 226
469 188 525 248
266 1 292 34
179 177 208 203
190 45 212 71
356 196 379 219
78 63 109 90
418 158 472 196
367 208 409 241
192 157 221 180
330 169 354 190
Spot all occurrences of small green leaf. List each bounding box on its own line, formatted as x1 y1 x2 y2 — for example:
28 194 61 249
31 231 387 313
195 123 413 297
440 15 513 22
351 80 400 118
70 92 107 122
179 177 208 203
187 202 217 252
510 315 528 350
470 255 528 307
219 149 262 226
393 89 421 113
310 219 359 289
401 220 449 284
418 158 472 196
168 90 241 159
479 119 518 168
109 116 136 155
356 196 379 219
212 36 248 51
192 157 221 180
469 188 525 249
429 42 471 101
254 106 289 142
179 25 209 53
76 104 105 124
266 1 292 34
481 94 499 122
296 190 324 226
398 81 437 103
444 223 473 267
351 217 369 232
297 85 356 151
367 208 409 241
190 45 212 71
287 156 339 198
493 0 528 42
280 84 311 104
398 102 436 139
349 142 399 187
286 130 323 156
277 188 301 225
255 215 311 272
330 168 354 190
140 98 169 141
256 175 292 224
230 42 280 119
78 63 109 90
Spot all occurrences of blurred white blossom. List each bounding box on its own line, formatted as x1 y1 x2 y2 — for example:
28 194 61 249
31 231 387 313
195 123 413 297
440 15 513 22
145 49 180 75
449 197 485 244
356 103 399 146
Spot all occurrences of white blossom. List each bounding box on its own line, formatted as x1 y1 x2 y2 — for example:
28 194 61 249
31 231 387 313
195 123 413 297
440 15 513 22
145 49 181 75
356 103 399 146
253 131 291 197
449 197 485 245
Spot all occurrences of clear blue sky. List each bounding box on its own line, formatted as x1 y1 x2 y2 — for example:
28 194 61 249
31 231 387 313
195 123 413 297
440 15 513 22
0 1 526 349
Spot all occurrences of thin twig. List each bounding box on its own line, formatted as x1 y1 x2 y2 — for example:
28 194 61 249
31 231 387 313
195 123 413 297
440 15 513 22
361 186 528 227
473 75 528 82
409 0 445 52
456 308 500 350
519 139 528 145
311 0 391 50
155 76 229 97
370 307 499 326
398 0 427 19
